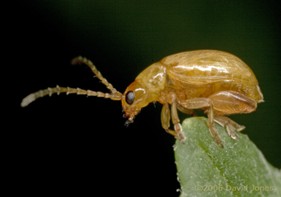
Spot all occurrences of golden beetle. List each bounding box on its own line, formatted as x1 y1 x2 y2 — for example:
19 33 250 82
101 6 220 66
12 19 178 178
21 50 264 146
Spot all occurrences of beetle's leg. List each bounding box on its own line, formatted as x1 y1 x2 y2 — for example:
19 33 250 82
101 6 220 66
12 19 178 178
161 103 186 142
177 98 222 146
209 91 257 139
214 116 245 140
171 101 186 142
161 103 176 136
176 104 195 116
206 103 223 147
209 91 257 114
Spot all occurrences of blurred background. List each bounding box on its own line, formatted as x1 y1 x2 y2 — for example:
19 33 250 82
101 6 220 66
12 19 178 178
10 0 280 196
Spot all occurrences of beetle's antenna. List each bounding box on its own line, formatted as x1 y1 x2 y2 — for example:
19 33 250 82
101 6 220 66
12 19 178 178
21 56 123 107
21 85 122 107
71 56 119 94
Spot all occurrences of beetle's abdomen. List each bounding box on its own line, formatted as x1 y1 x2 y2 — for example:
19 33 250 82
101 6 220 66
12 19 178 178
162 50 263 102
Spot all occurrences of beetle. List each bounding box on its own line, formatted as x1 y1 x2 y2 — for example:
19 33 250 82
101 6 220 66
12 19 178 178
21 50 264 146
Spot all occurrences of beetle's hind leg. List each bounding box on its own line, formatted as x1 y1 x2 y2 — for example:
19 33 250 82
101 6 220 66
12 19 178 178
209 90 257 139
177 98 223 147
214 116 245 140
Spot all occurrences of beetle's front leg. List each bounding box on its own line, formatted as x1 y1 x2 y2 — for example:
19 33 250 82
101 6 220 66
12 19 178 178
171 101 186 142
161 103 174 136
161 103 186 142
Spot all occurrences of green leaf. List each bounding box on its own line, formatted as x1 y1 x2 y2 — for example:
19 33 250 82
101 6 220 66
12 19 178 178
174 117 281 197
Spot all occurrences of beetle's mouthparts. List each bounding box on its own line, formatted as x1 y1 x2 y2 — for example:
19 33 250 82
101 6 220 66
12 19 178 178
123 112 134 127
124 118 134 127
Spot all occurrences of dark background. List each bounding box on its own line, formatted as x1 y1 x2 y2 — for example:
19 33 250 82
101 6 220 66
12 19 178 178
9 0 280 196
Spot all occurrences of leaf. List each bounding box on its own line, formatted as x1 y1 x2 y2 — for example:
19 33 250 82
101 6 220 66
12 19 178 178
174 117 281 197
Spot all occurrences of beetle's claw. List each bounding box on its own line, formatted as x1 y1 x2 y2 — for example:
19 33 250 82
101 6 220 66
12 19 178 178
177 133 186 143
225 125 239 140
174 123 186 143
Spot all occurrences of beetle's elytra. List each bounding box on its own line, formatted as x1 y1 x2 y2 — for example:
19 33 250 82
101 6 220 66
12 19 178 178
21 50 264 146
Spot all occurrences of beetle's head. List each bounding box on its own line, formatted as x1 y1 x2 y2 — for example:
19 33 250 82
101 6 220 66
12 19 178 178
122 63 167 125
122 81 151 126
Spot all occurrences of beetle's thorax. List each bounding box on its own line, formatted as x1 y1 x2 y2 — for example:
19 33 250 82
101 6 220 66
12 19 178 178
136 62 167 93
130 62 167 104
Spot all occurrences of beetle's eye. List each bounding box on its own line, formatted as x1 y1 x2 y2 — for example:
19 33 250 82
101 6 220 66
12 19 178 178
125 91 135 105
